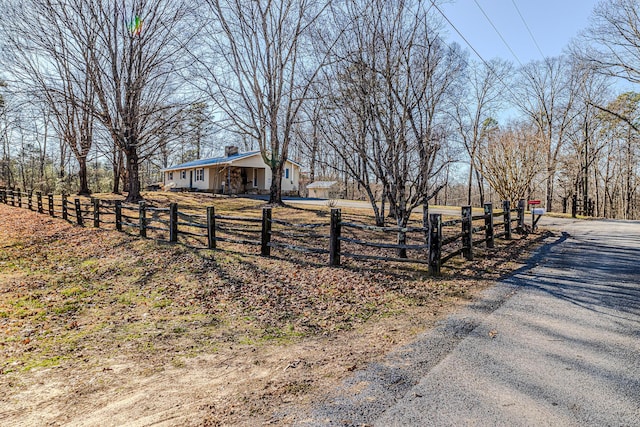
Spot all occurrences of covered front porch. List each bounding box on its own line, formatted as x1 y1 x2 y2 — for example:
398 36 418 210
209 166 266 194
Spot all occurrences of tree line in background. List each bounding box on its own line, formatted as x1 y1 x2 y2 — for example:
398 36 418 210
1 0 640 221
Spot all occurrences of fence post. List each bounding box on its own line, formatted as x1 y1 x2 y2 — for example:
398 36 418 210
397 226 407 259
329 208 342 266
10 189 15 206
428 213 442 276
37 192 43 214
74 198 83 225
261 207 272 256
92 198 100 228
28 190 33 210
115 201 122 231
503 200 512 240
422 201 429 239
17 189 22 208
462 205 473 261
207 206 216 249
484 202 494 248
0 188 5 203
169 203 178 243
169 203 178 242
517 199 526 233
62 194 68 220
139 201 147 237
48 194 54 216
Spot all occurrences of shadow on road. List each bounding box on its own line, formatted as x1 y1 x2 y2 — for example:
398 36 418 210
508 230 640 321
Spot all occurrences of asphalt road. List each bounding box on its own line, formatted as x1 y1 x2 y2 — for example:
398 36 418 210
295 218 640 426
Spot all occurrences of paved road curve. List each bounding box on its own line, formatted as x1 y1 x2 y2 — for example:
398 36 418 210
297 219 640 426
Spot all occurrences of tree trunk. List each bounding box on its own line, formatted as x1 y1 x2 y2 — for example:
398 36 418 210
467 163 473 205
125 147 142 203
475 168 485 207
397 214 408 258
269 165 283 205
546 171 554 211
310 142 317 182
77 156 91 196
112 145 122 194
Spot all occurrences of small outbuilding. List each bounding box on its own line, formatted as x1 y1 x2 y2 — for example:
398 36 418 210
162 146 301 195
306 181 341 199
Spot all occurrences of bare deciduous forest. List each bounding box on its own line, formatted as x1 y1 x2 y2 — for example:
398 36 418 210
0 0 639 218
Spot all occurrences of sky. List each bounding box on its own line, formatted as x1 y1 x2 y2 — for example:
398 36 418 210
438 0 601 65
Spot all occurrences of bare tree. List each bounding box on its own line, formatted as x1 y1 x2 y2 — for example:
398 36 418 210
196 0 330 205
0 80 14 188
28 0 192 202
571 0 640 135
453 58 512 206
0 0 98 194
319 0 462 240
577 0 640 86
561 64 611 216
514 56 579 211
597 92 640 219
476 122 543 204
293 97 324 183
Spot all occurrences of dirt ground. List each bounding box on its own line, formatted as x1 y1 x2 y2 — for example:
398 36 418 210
2 304 456 426
0 198 546 426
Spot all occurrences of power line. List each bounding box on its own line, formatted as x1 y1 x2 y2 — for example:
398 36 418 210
429 1 490 69
473 0 523 67
510 0 546 60
429 1 520 102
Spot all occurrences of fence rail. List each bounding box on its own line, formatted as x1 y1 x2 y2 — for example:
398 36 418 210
0 188 528 274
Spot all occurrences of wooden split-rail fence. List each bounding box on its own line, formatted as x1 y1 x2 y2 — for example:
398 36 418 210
0 188 527 275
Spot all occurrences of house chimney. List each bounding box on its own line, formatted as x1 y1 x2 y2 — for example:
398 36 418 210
225 146 239 157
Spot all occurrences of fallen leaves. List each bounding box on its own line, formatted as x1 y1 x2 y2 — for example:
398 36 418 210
0 195 546 426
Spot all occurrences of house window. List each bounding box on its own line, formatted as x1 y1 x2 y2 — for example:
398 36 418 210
195 169 204 181
285 167 290 180
253 169 258 187
168 171 173 180
181 170 186 180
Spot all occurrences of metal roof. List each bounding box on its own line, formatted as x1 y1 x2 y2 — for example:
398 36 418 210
162 151 260 171
162 151 303 172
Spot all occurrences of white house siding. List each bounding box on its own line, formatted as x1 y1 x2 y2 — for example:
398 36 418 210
163 152 301 194
232 155 268 168
260 162 300 193
192 168 209 190
233 156 299 192
165 170 190 189
281 163 299 192
165 168 209 190
256 168 266 189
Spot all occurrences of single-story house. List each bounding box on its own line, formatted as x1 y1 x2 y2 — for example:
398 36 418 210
162 146 301 195
306 181 341 199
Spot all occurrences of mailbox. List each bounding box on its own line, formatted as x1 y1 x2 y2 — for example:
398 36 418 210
532 208 546 215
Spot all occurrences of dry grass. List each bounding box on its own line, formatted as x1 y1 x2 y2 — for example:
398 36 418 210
0 192 548 425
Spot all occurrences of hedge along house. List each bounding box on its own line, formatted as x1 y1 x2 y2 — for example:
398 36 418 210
162 146 302 195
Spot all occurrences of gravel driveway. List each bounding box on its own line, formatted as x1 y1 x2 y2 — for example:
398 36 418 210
295 218 640 426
